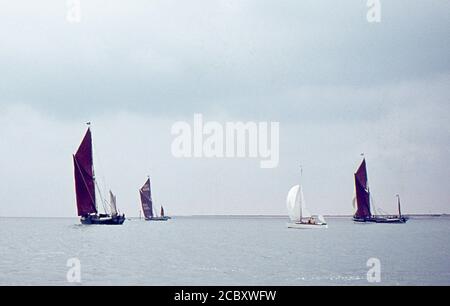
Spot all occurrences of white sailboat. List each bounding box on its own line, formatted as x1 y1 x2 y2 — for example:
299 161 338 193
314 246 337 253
286 169 327 229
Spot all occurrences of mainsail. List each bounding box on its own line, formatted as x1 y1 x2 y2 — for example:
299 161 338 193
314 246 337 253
161 206 165 217
300 185 312 219
110 190 118 217
140 178 153 219
286 184 311 222
73 128 97 216
354 159 371 219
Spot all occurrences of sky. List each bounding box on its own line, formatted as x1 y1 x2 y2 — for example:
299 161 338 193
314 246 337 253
0 0 449 217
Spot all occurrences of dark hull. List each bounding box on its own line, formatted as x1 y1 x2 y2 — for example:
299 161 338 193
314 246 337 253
145 216 169 221
374 217 408 224
353 216 408 224
81 214 126 225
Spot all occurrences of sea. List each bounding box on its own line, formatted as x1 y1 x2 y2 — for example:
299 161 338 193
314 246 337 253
0 216 449 285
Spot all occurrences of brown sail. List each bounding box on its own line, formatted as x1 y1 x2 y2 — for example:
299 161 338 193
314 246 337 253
73 128 97 216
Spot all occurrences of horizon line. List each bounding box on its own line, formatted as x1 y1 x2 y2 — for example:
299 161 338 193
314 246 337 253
0 213 448 219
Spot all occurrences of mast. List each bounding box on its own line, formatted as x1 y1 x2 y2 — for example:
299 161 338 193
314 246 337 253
397 194 402 217
87 123 99 213
299 165 303 221
297 165 312 221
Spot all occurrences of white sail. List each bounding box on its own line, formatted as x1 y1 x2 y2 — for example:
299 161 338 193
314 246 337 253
109 190 118 217
287 184 312 221
287 185 300 221
299 185 311 219
316 214 326 224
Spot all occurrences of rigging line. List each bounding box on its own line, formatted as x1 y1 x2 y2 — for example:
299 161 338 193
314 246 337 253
95 179 109 215
89 125 109 208
369 193 376 213
89 126 112 215
93 141 108 196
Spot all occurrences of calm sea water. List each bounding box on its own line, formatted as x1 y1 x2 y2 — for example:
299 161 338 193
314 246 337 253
0 216 449 285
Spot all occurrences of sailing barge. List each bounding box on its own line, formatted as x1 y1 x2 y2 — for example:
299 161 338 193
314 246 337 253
140 177 169 221
73 127 125 225
353 158 407 224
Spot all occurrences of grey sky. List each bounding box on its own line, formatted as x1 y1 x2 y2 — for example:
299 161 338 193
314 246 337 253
0 1 449 216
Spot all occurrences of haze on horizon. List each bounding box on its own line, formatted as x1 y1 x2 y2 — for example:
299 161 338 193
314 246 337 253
0 1 449 217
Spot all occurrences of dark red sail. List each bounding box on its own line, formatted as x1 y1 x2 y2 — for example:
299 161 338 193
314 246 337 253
73 128 97 216
355 159 368 189
354 159 371 219
140 178 153 219
161 206 165 217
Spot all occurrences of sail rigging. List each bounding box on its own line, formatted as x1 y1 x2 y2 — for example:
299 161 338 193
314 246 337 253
73 126 125 225
286 168 327 228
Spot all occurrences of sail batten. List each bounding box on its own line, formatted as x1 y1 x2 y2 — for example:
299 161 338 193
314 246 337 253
140 178 153 219
73 128 97 216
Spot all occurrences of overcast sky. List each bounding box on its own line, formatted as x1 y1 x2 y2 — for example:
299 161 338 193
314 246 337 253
0 0 449 217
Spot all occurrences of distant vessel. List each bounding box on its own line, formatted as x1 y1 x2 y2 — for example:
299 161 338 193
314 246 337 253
353 158 407 224
140 177 170 221
160 205 171 220
286 168 327 229
73 127 125 225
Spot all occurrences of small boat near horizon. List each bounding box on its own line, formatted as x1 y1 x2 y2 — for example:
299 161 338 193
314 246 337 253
286 168 328 229
140 177 170 221
73 126 125 225
353 158 408 224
